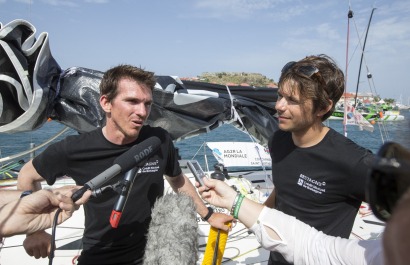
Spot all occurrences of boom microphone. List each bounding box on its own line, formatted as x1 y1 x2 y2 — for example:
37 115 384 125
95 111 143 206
144 193 198 265
71 136 161 202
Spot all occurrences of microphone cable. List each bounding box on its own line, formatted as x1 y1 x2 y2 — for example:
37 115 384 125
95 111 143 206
49 208 61 265
48 181 121 265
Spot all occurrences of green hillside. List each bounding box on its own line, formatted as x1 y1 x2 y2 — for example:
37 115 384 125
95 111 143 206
198 72 276 87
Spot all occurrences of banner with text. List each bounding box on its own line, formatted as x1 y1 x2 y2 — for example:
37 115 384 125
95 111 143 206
206 142 271 167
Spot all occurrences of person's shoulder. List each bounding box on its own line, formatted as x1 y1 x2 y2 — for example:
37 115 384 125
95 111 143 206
63 128 103 144
325 128 373 155
140 125 167 135
51 128 105 155
140 125 172 141
325 128 351 143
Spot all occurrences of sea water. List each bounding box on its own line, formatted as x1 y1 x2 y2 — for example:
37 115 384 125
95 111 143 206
0 110 409 169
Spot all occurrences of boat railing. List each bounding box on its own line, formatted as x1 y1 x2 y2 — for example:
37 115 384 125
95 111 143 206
0 127 70 164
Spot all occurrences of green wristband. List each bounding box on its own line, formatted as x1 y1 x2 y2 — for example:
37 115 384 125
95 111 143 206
230 192 241 216
233 194 245 219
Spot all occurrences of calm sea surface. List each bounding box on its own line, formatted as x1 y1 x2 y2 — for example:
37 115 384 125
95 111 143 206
1 110 409 170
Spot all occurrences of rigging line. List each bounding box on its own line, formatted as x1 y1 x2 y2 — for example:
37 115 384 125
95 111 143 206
345 0 362 69
351 14 371 91
355 44 376 95
204 141 210 172
370 74 377 94
191 142 206 161
352 14 378 97
224 85 271 187
378 117 393 145
365 66 378 96
366 73 377 97
0 126 71 163
377 122 386 144
190 141 211 172
354 7 377 108
224 85 270 155
224 85 260 147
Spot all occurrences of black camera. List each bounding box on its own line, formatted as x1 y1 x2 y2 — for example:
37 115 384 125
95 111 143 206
366 142 410 222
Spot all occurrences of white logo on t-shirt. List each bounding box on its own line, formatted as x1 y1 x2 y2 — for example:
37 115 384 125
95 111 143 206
297 174 326 194
140 160 160 173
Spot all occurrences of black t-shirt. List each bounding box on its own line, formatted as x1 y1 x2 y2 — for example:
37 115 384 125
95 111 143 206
33 125 181 265
267 128 374 264
268 128 374 236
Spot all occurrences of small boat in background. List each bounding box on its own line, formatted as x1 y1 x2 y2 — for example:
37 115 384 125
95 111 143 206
361 106 405 122
329 105 405 122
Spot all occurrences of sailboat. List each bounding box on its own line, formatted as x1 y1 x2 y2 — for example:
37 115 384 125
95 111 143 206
0 18 385 265
0 18 277 265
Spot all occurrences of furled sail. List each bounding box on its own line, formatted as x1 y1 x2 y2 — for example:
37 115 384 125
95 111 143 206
0 19 278 145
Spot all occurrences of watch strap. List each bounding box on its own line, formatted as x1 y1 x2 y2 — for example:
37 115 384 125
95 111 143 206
20 190 33 198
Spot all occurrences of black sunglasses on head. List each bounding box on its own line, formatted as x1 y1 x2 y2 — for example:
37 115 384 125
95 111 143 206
367 142 410 222
281 61 320 77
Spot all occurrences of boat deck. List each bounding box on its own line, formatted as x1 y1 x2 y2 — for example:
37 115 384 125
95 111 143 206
0 163 383 265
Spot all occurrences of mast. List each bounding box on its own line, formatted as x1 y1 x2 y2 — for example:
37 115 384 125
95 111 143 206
353 7 376 108
343 7 353 137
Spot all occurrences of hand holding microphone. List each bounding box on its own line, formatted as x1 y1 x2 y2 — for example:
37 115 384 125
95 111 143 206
71 136 161 202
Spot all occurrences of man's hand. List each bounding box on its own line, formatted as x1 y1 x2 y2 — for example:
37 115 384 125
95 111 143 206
207 212 233 231
0 185 90 238
23 230 52 259
17 186 91 235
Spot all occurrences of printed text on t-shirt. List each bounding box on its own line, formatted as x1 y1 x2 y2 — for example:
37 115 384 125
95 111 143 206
297 174 326 194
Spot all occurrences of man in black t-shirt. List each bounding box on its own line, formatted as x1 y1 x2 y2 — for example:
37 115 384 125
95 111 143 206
17 65 232 264
264 55 374 264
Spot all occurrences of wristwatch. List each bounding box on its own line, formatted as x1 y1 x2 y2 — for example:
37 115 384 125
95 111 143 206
202 206 214 221
20 190 33 198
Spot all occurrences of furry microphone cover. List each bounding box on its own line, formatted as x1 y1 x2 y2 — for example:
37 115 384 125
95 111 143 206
144 193 199 264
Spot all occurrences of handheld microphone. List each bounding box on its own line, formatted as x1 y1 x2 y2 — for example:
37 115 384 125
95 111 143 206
71 136 161 202
110 167 140 228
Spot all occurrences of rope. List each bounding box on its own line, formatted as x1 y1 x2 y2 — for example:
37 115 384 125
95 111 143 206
351 16 378 97
201 222 231 265
0 126 71 163
352 7 377 107
224 85 271 185
0 160 24 176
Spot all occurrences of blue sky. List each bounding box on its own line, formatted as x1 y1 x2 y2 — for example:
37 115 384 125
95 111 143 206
1 0 410 104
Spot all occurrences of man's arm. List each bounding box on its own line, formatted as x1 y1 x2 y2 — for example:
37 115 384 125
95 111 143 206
17 160 45 191
165 173 233 231
0 190 23 206
263 188 276 208
16 159 53 259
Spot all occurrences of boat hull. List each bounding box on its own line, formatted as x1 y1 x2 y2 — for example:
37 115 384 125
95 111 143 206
330 110 405 122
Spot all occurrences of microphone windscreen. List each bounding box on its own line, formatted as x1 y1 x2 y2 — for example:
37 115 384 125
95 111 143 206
144 193 198 265
114 136 161 170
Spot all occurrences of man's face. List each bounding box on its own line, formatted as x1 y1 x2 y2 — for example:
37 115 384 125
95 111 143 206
275 81 316 133
103 78 153 142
